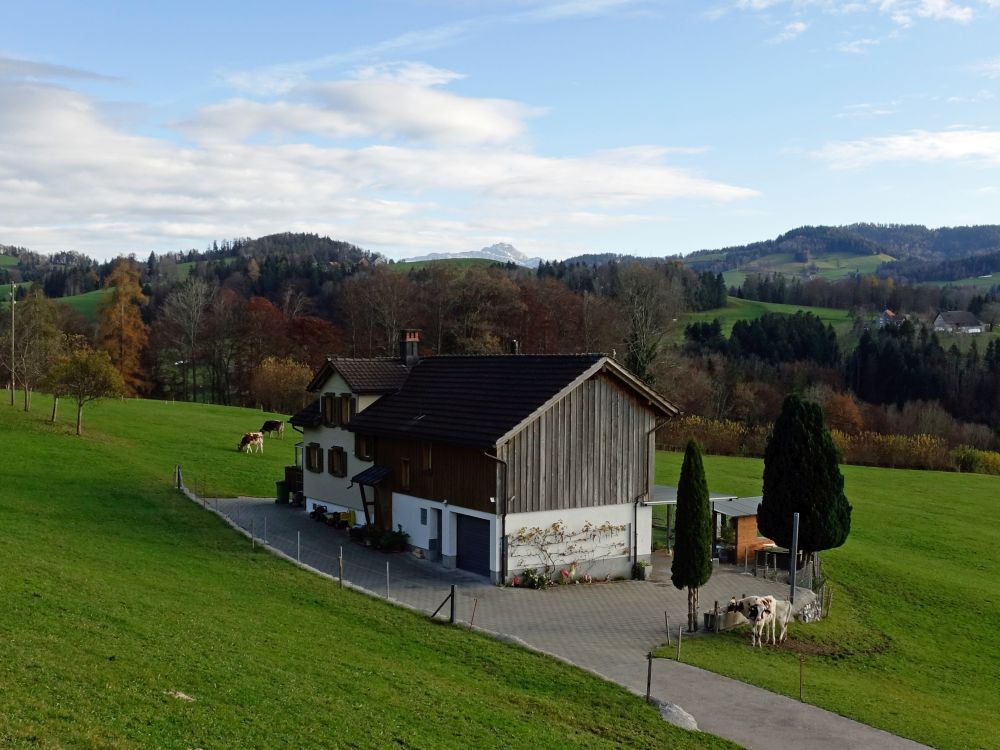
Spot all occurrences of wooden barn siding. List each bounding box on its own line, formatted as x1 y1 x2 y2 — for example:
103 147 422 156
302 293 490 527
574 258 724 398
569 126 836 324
501 374 654 514
374 436 497 514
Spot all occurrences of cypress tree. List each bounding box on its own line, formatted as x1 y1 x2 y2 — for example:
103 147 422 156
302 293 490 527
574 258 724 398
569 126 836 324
671 439 713 631
758 395 852 564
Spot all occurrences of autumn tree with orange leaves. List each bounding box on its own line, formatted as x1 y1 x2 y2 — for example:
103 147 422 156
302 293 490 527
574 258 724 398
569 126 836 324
97 259 148 395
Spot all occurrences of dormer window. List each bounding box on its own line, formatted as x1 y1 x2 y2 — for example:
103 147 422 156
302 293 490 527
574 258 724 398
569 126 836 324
321 393 338 427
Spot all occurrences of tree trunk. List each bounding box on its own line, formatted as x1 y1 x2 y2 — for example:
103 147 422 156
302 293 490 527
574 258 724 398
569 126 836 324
23 386 30 412
687 586 700 632
76 402 83 436
50 394 58 423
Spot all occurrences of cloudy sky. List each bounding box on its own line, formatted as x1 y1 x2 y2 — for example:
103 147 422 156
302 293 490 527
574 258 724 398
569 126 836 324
2 0 999 261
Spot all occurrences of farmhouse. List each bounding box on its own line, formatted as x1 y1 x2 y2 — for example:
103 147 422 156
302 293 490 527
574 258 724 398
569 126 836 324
288 340 410 520
341 351 678 582
933 310 984 334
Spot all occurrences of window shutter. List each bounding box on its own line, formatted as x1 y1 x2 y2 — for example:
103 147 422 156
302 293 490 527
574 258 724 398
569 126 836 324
349 396 357 422
332 395 341 427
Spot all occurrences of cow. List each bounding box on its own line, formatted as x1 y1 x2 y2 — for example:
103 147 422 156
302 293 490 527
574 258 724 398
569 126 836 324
237 431 264 454
260 420 284 439
728 596 771 648
759 595 793 645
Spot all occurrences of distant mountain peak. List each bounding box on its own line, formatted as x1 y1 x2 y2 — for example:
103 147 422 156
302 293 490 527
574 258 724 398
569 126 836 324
403 243 543 268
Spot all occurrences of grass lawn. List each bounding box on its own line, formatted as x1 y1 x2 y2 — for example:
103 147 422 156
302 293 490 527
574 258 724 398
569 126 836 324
0 398 733 750
677 296 855 343
0 255 17 267
652 452 1000 750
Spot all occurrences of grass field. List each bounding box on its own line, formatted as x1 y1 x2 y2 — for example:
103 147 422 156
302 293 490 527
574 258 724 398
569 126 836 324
927 272 1000 289
677 296 855 342
391 257 499 272
55 287 110 323
0 398 732 750
0 255 17 268
652 452 1000 750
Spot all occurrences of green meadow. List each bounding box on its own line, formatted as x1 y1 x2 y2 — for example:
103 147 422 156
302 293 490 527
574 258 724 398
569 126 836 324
0 397 733 750
653 452 1000 750
56 287 111 323
677 296 855 342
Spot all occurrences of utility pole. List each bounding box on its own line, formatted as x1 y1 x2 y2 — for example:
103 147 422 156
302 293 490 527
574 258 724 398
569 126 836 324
8 282 15 407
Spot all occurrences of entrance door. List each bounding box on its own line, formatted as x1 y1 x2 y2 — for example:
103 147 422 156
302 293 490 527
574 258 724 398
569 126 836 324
456 514 491 577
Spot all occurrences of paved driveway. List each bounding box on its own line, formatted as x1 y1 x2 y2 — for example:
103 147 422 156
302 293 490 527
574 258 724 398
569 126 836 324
208 497 928 750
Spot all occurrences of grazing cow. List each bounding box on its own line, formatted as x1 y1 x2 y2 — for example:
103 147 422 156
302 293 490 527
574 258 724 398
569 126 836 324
260 420 284 438
237 431 264 454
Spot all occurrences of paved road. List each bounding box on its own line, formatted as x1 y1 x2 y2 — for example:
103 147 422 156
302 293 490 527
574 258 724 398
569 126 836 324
207 497 928 750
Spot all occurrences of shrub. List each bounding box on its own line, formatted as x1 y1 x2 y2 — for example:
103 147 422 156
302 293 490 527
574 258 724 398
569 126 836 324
951 446 1000 475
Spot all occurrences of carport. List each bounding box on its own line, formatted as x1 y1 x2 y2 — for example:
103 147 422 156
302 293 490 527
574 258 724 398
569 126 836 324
645 485 737 553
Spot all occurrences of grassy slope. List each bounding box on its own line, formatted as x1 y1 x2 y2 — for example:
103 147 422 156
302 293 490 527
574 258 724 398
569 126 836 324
653 452 1000 750
0 399 732 750
677 296 854 342
56 288 111 323
0 255 17 267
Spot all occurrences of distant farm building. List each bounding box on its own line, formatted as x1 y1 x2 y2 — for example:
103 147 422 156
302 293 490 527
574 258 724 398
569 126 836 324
933 311 984 334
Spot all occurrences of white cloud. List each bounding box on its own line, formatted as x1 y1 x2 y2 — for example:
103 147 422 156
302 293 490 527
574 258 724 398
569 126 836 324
837 37 880 53
836 101 897 117
0 55 118 82
0 78 756 258
970 56 1000 78
815 128 1000 167
181 66 543 147
770 21 808 42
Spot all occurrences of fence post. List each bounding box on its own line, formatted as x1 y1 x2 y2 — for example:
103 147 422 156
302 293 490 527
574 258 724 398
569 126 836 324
339 547 344 588
789 512 800 604
263 516 267 544
713 601 720 633
676 625 683 660
645 652 653 704
297 531 301 562
251 519 255 550
385 560 390 599
469 598 479 630
799 653 804 700
449 584 456 624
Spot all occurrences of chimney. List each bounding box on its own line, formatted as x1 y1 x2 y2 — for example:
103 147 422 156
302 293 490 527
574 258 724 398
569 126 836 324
399 329 421 367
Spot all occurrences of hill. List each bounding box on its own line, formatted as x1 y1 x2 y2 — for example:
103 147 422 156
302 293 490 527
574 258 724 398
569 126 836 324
653 452 999 750
684 223 1000 281
391 257 500 272
0 398 731 749
677 297 854 342
56 287 110 323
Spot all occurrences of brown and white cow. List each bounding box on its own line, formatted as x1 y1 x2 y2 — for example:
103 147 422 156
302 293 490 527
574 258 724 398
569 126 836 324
237 431 264 453
260 420 284 438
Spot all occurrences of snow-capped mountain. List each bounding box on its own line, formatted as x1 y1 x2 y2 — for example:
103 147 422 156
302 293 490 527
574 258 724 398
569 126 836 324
403 243 543 268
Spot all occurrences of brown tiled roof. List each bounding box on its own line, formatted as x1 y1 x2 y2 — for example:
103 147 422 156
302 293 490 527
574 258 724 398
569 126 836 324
306 357 409 394
346 354 676 448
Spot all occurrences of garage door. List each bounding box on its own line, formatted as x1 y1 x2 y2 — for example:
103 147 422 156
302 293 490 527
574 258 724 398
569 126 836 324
456 514 491 577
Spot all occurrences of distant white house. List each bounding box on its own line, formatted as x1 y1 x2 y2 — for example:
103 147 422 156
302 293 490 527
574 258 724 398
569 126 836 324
933 311 984 334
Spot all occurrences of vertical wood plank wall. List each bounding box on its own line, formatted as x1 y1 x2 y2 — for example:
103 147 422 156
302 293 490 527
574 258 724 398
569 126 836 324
501 372 655 514
375 437 496 513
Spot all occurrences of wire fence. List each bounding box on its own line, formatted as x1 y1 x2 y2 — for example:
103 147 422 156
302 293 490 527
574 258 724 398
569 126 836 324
174 466 490 622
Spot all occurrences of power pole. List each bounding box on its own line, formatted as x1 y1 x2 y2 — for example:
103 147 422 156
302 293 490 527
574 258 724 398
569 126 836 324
8 282 14 407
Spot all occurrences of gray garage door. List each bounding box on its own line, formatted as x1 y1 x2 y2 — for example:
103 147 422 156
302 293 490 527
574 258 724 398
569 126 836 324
456 514 491 577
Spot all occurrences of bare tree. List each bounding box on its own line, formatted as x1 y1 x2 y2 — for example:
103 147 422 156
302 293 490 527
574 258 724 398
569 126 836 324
159 276 212 401
616 263 683 383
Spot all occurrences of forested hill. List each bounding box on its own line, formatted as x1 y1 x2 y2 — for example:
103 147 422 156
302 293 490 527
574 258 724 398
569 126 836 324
684 223 1000 273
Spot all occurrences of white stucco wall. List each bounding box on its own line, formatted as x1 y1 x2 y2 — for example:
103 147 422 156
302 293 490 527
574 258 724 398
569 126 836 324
505 503 650 580
392 493 499 574
301 372 381 517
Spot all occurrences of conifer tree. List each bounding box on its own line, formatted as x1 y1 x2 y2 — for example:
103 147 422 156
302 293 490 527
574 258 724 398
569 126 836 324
758 394 852 564
97 259 148 395
671 439 713 631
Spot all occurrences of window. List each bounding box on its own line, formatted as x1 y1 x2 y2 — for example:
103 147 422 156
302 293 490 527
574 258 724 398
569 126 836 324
420 508 427 526
321 394 339 427
328 446 347 477
305 443 323 473
400 458 411 491
339 393 356 425
355 433 373 461
421 444 432 473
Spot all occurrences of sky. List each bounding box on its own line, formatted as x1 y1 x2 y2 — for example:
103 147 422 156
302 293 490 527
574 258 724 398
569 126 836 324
2 0 999 262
